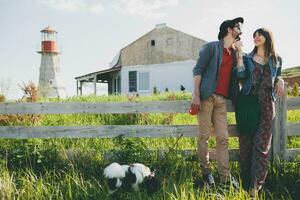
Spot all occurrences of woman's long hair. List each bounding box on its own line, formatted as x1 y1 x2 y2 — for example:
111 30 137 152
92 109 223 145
251 28 280 65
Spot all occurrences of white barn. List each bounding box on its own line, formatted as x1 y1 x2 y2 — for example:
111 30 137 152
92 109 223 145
75 23 207 95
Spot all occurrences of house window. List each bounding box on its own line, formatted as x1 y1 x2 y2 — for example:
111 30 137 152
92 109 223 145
151 40 155 46
129 71 137 92
139 72 150 91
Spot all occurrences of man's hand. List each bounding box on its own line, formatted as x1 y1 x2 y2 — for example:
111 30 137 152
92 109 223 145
275 78 285 96
192 75 201 111
233 40 243 53
191 95 201 110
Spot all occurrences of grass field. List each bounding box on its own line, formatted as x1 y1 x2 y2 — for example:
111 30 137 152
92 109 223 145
0 92 299 200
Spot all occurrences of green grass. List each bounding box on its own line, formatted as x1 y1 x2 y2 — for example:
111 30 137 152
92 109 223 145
0 92 299 199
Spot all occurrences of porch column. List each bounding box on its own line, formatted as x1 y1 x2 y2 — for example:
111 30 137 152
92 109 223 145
80 81 83 96
94 75 97 95
108 79 112 95
76 80 79 96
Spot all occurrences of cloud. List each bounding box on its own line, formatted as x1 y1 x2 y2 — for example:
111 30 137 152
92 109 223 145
89 3 104 14
36 0 104 15
112 0 179 20
36 0 179 18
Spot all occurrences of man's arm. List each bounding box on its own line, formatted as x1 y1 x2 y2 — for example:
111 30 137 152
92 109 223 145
191 43 212 108
191 75 202 108
193 43 211 77
233 40 246 78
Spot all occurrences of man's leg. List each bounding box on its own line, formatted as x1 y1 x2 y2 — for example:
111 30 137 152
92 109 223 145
212 94 230 182
197 96 214 176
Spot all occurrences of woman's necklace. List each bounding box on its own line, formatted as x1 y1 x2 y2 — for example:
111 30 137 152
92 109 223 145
254 54 267 65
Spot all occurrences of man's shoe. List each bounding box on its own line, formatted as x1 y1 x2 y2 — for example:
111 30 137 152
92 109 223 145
203 173 215 189
249 188 258 199
220 175 239 191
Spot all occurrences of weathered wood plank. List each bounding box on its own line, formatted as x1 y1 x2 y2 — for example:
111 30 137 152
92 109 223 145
287 97 300 110
284 149 300 161
287 122 300 136
272 95 282 161
0 125 239 138
0 97 299 115
0 100 235 114
0 101 189 114
281 89 288 160
273 87 289 164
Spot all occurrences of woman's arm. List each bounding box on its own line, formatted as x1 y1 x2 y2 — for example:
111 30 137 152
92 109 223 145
275 57 284 96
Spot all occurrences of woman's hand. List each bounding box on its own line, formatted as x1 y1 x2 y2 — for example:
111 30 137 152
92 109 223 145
275 78 285 96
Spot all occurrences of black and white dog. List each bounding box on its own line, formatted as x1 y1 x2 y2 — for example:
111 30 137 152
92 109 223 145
103 162 160 195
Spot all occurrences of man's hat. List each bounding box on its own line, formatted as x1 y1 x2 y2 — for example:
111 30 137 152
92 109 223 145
218 17 244 40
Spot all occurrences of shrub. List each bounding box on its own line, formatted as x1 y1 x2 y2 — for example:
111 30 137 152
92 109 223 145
153 86 159 95
180 85 185 92
0 82 40 126
290 82 299 97
0 94 5 102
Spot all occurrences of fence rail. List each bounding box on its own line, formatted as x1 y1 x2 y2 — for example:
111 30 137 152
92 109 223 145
0 95 299 162
0 101 191 114
1 98 300 113
0 125 240 139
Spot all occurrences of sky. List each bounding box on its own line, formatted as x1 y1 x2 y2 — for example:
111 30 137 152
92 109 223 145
1 0 300 100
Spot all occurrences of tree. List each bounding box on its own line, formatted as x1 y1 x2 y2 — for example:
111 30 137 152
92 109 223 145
290 82 299 97
19 81 38 102
0 94 5 102
153 86 159 95
180 85 185 92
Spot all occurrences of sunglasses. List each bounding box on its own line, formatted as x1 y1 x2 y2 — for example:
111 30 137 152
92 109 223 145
234 25 242 31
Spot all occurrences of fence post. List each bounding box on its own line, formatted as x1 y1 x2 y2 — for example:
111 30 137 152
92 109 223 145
272 83 288 165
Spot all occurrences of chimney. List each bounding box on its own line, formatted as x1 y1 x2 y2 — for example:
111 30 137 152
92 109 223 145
155 23 167 29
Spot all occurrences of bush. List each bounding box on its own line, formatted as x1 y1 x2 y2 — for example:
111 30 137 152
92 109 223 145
0 82 40 126
290 82 299 97
0 94 5 102
153 86 159 95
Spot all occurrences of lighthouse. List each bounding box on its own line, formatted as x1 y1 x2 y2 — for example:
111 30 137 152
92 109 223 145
38 26 66 98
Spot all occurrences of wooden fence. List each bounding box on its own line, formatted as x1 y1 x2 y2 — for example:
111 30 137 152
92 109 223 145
0 91 299 162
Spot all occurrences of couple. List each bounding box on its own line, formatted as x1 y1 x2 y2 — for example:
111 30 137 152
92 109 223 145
191 17 284 196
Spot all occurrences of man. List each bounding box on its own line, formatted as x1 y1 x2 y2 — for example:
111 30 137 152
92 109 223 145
192 17 244 187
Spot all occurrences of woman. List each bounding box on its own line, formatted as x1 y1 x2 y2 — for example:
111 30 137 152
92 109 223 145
234 28 285 196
